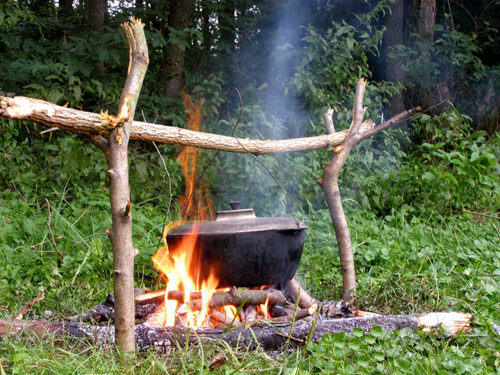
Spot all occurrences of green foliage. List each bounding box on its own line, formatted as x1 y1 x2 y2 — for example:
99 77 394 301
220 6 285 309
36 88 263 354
0 1 499 372
292 0 399 126
303 327 496 374
298 209 498 374
360 109 500 215
391 26 500 129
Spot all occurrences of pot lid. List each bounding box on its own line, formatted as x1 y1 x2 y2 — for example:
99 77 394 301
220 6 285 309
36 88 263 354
168 208 307 236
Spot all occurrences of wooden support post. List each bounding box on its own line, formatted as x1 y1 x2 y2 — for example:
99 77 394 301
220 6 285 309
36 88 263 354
107 19 149 354
321 79 420 302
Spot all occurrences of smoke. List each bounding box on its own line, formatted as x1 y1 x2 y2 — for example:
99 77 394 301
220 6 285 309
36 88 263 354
258 0 312 140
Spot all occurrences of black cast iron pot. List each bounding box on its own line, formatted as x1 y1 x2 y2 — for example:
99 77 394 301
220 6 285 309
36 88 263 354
166 205 307 288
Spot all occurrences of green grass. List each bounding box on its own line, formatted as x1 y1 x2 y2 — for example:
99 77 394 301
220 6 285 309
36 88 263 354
1 192 498 374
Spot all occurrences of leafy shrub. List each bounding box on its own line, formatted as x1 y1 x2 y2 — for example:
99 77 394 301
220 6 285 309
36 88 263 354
392 26 500 132
360 108 500 215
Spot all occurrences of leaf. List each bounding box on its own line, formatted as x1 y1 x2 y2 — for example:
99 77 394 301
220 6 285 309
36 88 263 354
470 151 479 162
371 326 383 337
352 327 364 337
23 218 37 236
48 89 63 104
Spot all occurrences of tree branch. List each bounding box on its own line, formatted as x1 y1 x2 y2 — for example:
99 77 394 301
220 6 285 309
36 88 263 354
0 95 374 155
321 79 420 302
359 106 421 141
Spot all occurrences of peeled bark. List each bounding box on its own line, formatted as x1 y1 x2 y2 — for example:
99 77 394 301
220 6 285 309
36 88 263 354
321 80 420 302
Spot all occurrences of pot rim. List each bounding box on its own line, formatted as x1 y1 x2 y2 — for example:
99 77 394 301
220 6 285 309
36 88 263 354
168 216 307 236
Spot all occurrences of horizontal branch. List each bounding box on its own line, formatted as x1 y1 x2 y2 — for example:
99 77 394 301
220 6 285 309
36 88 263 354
0 96 375 155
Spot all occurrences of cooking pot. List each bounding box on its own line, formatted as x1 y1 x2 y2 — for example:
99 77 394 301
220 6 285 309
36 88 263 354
166 203 307 288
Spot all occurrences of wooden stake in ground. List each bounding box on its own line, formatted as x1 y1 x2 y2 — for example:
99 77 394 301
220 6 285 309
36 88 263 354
105 19 149 354
321 79 420 302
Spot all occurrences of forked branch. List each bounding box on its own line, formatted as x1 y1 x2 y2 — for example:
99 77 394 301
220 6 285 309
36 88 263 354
321 79 420 302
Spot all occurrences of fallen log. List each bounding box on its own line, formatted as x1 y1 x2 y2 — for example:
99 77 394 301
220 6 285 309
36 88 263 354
0 95 376 155
0 312 472 351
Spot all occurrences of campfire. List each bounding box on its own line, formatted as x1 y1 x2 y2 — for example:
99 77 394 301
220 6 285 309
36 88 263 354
0 90 472 351
134 218 316 329
131 92 313 329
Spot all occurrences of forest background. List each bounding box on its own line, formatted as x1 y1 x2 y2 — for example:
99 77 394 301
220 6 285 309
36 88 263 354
0 0 499 373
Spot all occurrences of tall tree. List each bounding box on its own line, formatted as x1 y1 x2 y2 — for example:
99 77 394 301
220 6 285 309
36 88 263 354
408 0 436 43
59 0 73 15
85 0 106 31
407 0 437 111
164 0 194 99
29 0 54 12
381 0 406 123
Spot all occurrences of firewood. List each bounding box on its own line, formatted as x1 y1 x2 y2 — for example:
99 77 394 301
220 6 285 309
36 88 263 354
283 279 317 309
209 309 235 327
166 290 201 301
244 305 257 321
264 304 318 323
186 288 286 311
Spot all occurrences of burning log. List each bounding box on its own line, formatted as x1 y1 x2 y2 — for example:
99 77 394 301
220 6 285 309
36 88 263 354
71 293 162 323
185 288 286 311
283 278 317 309
244 305 257 321
267 303 319 323
0 312 472 351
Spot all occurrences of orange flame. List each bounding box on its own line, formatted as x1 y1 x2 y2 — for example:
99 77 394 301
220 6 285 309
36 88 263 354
149 92 219 327
152 221 218 327
176 91 214 222
257 286 271 319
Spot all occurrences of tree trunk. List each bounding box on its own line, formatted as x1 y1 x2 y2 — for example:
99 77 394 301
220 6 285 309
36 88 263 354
409 0 436 43
218 0 236 55
85 0 106 31
29 0 54 13
382 0 405 126
407 0 437 111
59 0 73 15
164 0 194 99
201 1 212 57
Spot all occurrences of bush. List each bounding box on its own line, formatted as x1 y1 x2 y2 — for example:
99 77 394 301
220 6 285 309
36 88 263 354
360 108 500 215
